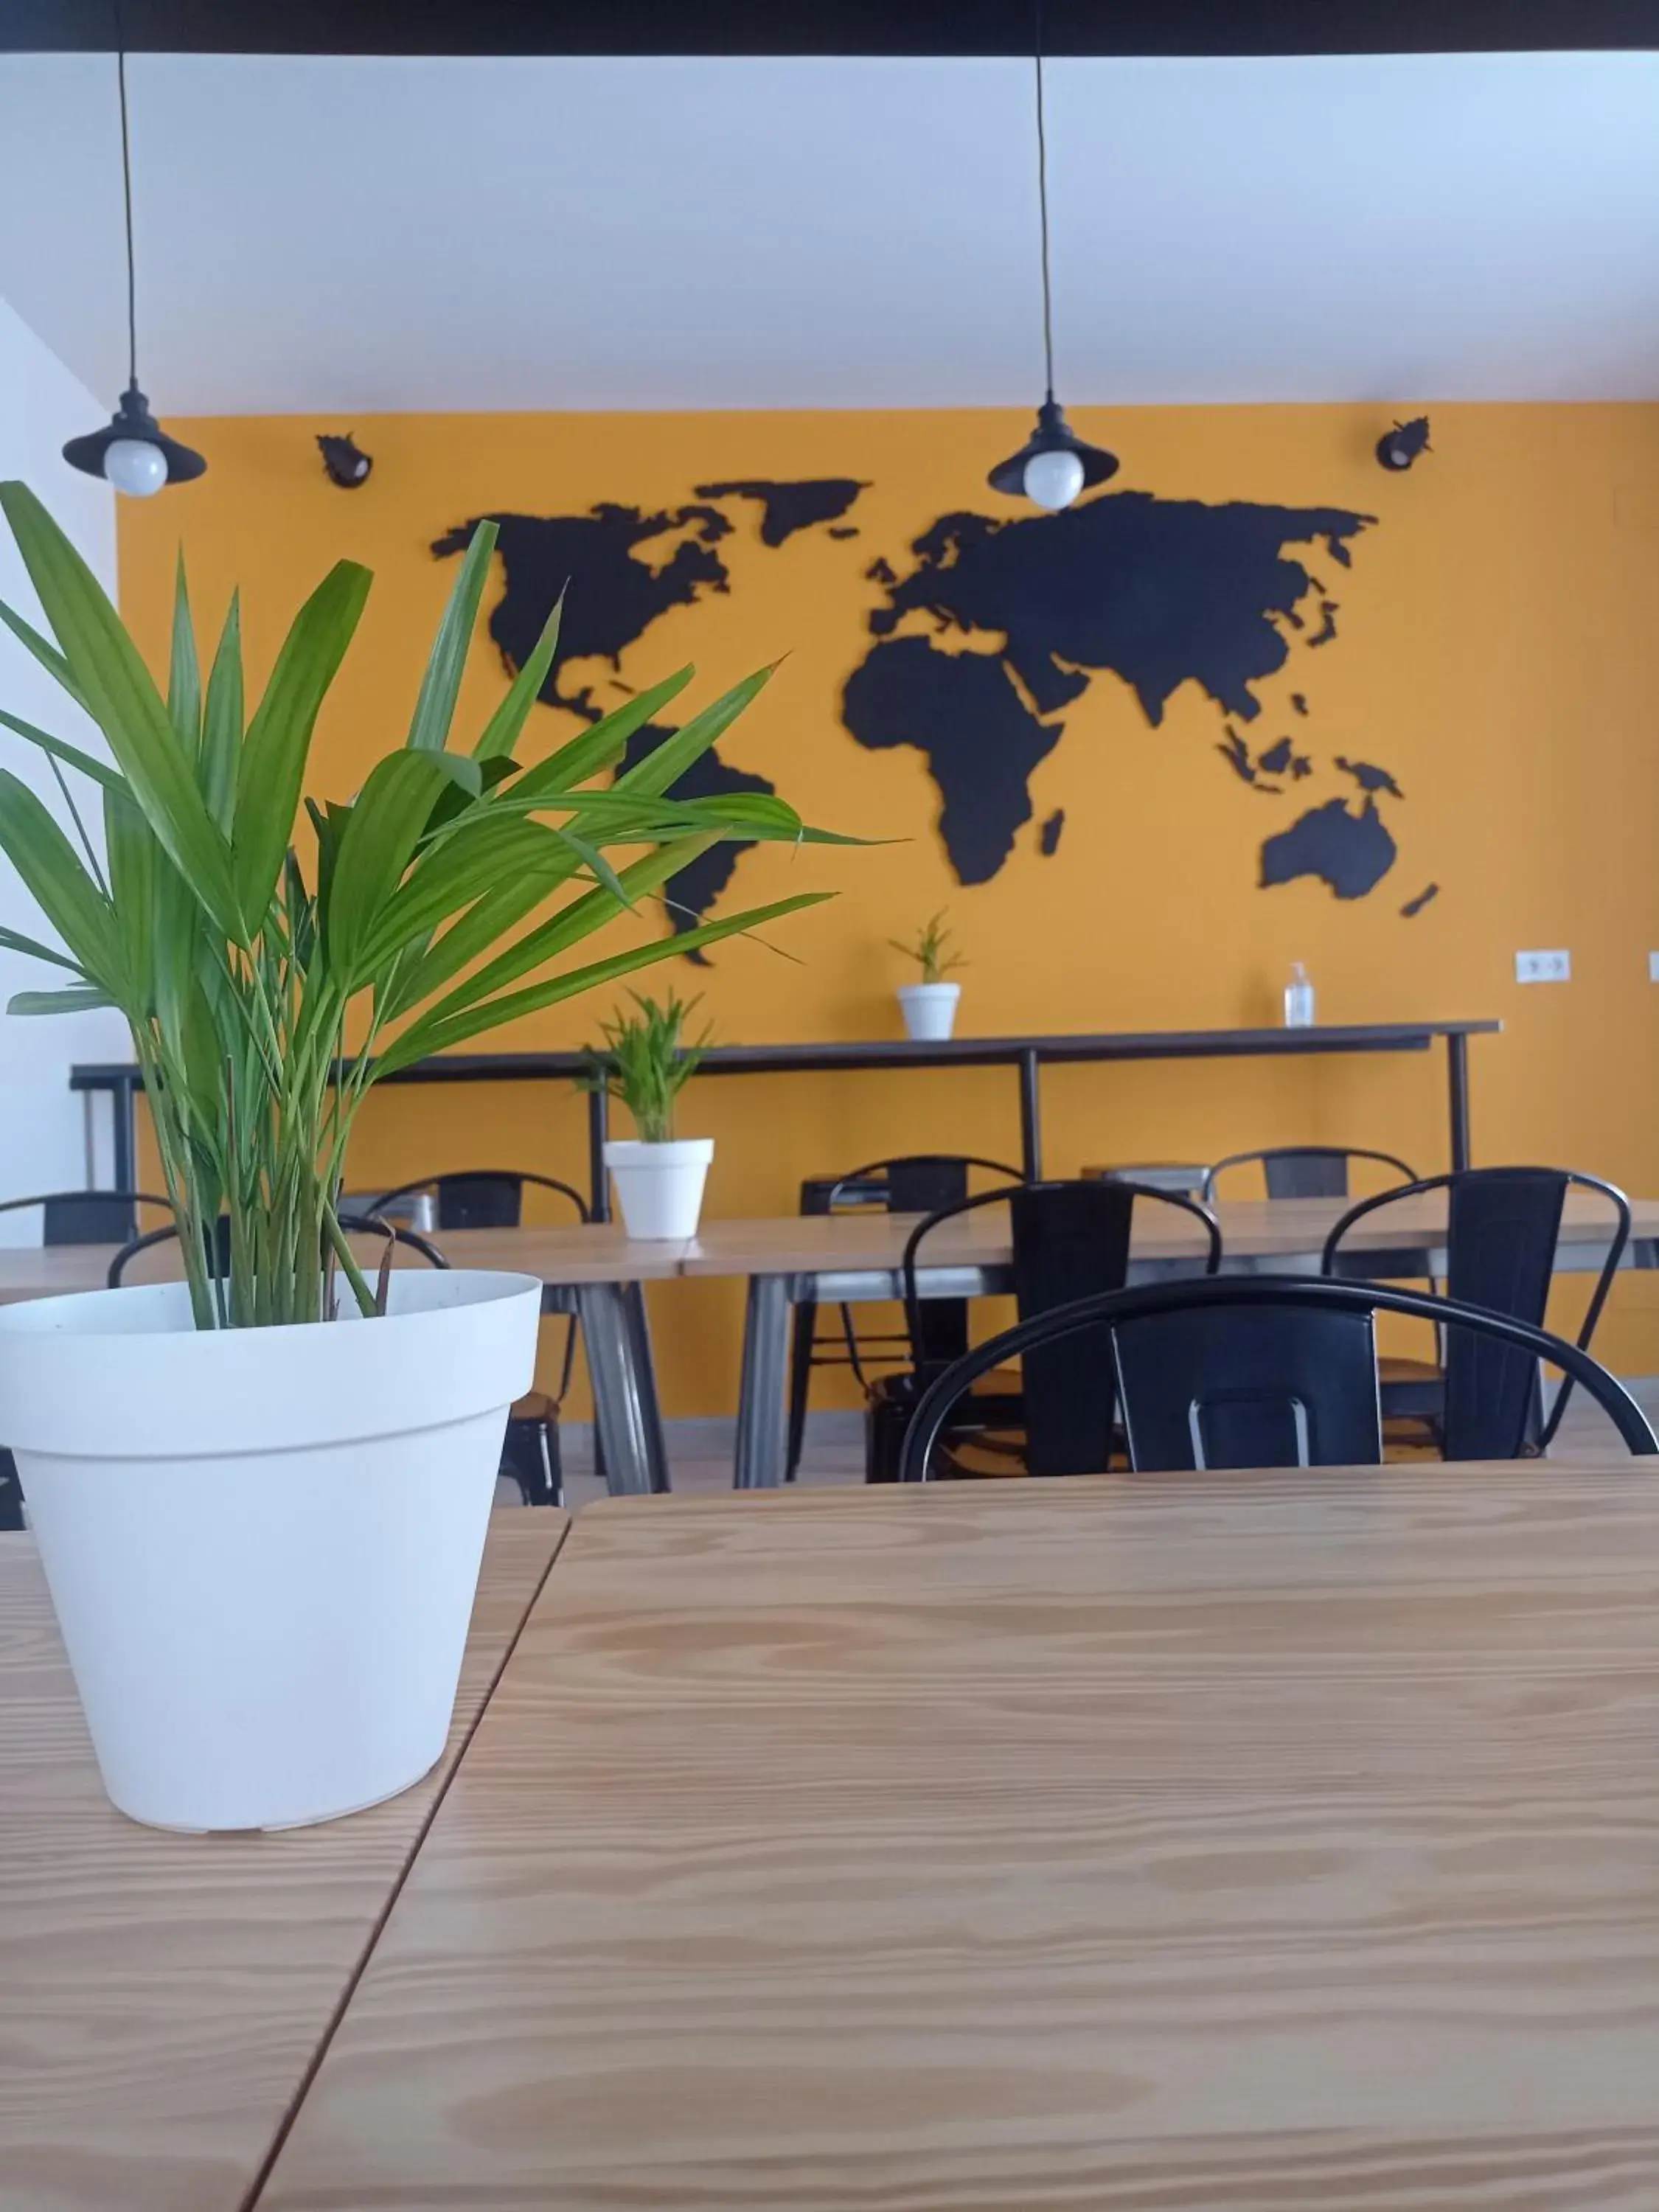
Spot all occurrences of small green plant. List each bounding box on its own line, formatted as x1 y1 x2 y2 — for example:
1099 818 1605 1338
584 991 712 1144
890 909 965 985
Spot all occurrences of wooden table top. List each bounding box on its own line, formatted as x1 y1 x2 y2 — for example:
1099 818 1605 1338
681 1186 1659 1276
0 1223 690 1305
256 1466 1659 2211
0 1190 1648 1307
0 1517 566 2212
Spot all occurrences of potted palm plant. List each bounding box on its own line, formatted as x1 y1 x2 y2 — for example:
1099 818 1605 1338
584 990 714 1239
891 908 965 1040
0 483 842 1832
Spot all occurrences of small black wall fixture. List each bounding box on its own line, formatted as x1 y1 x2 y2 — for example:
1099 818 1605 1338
61 35 204 498
1376 416 1432 471
987 0 1117 510
317 434 373 488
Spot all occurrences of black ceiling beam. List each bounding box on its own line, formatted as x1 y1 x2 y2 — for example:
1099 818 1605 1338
7 0 1659 53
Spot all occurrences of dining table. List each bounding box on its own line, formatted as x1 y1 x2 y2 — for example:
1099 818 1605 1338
0 1516 566 2212
2 1194 1655 1498
150 1461 1659 2211
686 1189 1659 1487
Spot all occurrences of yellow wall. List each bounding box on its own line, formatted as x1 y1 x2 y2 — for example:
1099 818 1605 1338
116 403 1659 1407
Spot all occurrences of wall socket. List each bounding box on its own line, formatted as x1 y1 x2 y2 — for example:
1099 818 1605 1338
1649 953 1659 983
1515 949 1571 984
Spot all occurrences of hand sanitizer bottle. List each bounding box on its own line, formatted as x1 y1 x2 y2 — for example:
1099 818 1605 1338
1284 962 1315 1028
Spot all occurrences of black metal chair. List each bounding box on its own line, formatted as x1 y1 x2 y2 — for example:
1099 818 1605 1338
0 1190 174 1530
0 1187 173 1243
870 1177 1223 1481
897 1277 1657 1481
787 1153 1022 1479
1321 1167 1632 1452
1201 1145 1418 1202
369 1170 591 1503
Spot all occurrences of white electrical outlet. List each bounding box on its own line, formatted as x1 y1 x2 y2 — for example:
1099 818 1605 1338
1515 949 1571 984
1649 952 1659 983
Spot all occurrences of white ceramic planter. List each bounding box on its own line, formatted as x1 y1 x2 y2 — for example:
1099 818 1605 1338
0 1269 540 1833
604 1137 714 1239
897 981 961 1041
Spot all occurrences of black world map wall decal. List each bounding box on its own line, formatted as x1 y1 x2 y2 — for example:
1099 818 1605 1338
434 473 1422 959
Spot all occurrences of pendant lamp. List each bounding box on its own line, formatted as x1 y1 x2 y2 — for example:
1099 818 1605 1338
62 43 204 497
988 6 1116 510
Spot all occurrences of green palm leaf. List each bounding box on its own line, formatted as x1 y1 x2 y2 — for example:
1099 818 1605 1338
408 519 496 752
0 481 240 937
232 557 371 928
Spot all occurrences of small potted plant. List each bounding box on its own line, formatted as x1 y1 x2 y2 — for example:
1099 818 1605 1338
0 484 844 1832
586 991 714 1238
891 909 965 1040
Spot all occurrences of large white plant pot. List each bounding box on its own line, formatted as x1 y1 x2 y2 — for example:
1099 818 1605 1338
604 1137 714 1239
0 1270 541 1833
897 982 961 1041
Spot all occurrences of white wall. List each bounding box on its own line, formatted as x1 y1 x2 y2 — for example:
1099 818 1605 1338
0 295 128 1235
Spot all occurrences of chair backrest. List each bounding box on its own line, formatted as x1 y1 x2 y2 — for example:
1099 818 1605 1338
824 1155 1020 1367
1203 1146 1417 1203
897 1178 1222 1476
368 1170 588 1233
896 1276 1657 1481
1322 1166 1632 1454
1008 1180 1223 1475
828 1153 1022 1214
108 1212 449 1291
0 1189 170 1247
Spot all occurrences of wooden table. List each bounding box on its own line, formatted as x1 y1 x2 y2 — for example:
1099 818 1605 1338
4 1199 1655 1500
688 1192 1659 1487
0 1517 566 2212
248 1467 1659 2210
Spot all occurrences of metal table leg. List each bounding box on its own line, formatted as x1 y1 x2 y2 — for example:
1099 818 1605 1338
1017 1049 1043 1181
574 1281 657 1497
734 1273 793 1489
1447 1032 1471 1170
622 1281 671 1494
111 1071 139 1193
586 1085 611 1222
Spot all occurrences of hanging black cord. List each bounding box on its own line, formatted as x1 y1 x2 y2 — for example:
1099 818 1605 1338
1033 0 1056 401
115 3 137 389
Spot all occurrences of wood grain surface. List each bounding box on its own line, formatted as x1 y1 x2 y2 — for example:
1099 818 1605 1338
0 1194 1646 1307
681 1187 1658 1276
257 1467 1659 2210
0 1223 689 1304
0 1516 566 2212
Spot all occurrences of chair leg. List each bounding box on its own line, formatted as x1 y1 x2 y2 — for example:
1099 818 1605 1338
500 1415 559 1506
0 1449 24 1532
785 1298 818 1481
865 1392 907 1484
544 1413 565 1509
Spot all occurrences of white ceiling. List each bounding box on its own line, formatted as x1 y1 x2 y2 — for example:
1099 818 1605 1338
2 49 1658 415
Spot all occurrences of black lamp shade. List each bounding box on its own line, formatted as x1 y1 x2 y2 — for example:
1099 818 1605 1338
988 397 1119 498
62 384 206 486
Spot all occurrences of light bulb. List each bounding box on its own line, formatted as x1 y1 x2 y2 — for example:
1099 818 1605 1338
1022 445 1085 511
103 439 167 498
